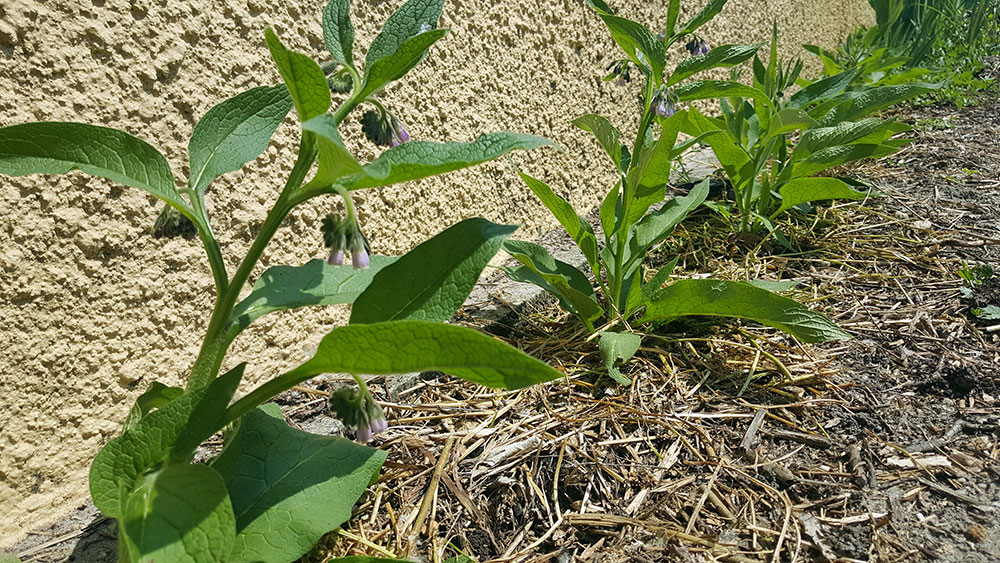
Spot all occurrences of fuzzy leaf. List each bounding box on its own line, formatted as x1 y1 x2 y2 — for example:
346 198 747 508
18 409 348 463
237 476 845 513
640 279 850 342
213 405 386 563
359 28 448 99
303 113 364 184
677 0 729 36
295 321 563 389
632 178 709 250
365 0 444 71
265 28 331 122
122 381 184 433
597 14 666 79
120 464 235 563
188 85 293 196
323 0 356 68
503 239 604 325
341 133 552 191
668 43 763 86
227 257 397 342
573 114 622 169
350 218 517 324
774 177 867 217
0 122 185 211
598 331 642 385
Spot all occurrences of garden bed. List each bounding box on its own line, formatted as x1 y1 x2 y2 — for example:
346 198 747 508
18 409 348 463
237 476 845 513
11 93 1000 563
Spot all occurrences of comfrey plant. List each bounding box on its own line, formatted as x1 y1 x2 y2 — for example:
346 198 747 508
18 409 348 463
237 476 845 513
0 0 561 561
502 0 850 384
680 22 936 239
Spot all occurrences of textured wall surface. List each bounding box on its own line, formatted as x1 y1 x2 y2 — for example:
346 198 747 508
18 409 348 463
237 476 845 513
0 0 871 545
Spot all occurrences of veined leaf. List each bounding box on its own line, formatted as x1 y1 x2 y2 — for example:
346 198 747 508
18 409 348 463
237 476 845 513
503 239 604 326
788 143 888 179
514 166 600 277
682 108 752 186
323 0 356 69
213 404 386 563
350 218 517 324
294 320 563 389
786 69 856 110
774 177 867 217
819 83 938 125
188 85 293 196
640 279 850 342
122 381 184 433
668 43 763 86
227 257 397 342
598 331 642 385
631 110 685 192
676 80 775 129
358 28 449 99
120 464 235 563
340 133 552 191
677 0 729 36
573 114 622 169
265 28 331 122
796 118 893 158
365 0 444 71
89 366 243 518
665 0 680 39
0 122 186 212
302 113 364 184
766 108 817 138
597 14 665 79
632 178 709 251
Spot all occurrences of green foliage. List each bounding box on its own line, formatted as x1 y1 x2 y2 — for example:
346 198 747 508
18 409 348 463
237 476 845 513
959 262 1000 321
504 1 848 385
1 0 556 559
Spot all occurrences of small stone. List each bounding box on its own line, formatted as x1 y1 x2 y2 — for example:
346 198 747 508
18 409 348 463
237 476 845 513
966 524 987 543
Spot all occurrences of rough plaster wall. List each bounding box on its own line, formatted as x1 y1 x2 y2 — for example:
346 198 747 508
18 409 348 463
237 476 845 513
0 0 871 545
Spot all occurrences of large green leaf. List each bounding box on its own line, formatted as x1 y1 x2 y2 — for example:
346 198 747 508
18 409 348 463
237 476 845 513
340 133 552 191
573 114 623 169
682 109 752 185
597 14 665 79
358 28 449 99
227 257 397 342
631 110 685 192
640 279 850 342
212 404 386 563
89 367 243 518
773 177 867 217
323 0 356 69
120 464 235 563
350 218 517 324
677 0 729 36
293 320 563 389
514 167 600 276
676 80 775 129
302 113 364 184
788 143 890 179
785 69 856 110
265 28 331 122
598 331 642 385
365 0 444 72
668 43 763 86
122 381 184 433
188 85 293 196
632 178 709 251
795 118 894 158
819 83 937 125
503 239 604 326
0 122 185 212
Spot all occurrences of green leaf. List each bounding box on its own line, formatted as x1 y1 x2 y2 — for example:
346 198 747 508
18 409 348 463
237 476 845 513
328 558 412 563
597 14 666 79
675 81 775 128
665 0 680 39
89 367 244 518
514 167 600 277
788 143 889 179
973 305 1000 320
795 118 895 158
341 133 552 191
212 405 386 563
0 553 22 563
631 110 685 192
227 257 397 342
668 43 763 86
682 109 752 186
786 69 856 110
642 256 680 301
640 279 850 342
323 0 356 69
599 181 620 244
302 113 364 184
350 218 517 324
295 320 563 389
265 28 331 122
503 239 604 327
632 178 709 251
123 381 185 433
573 114 622 169
365 0 444 71
120 464 235 563
598 331 642 385
586 0 616 15
188 85 293 196
678 0 729 36
359 28 449 99
819 83 938 125
766 108 818 138
774 177 867 217
0 122 185 212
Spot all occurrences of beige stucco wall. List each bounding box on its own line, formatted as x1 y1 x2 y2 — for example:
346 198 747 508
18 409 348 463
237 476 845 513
0 0 871 546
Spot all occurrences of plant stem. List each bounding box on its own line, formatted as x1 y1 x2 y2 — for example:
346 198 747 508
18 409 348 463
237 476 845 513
189 195 229 296
186 138 318 391
223 365 318 424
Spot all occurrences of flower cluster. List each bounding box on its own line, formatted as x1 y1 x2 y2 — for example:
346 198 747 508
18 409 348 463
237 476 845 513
360 109 409 147
321 212 370 269
603 59 633 86
328 384 388 443
685 36 710 56
152 205 197 239
649 87 676 118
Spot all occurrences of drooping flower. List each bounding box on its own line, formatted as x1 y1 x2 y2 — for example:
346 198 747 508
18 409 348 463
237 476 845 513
685 37 710 56
603 59 632 86
328 384 389 443
389 116 409 147
361 107 410 148
649 88 676 118
321 208 371 270
350 232 370 270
